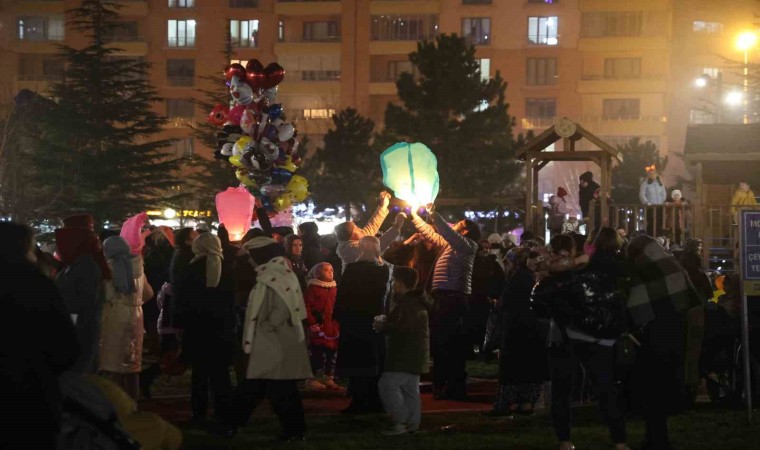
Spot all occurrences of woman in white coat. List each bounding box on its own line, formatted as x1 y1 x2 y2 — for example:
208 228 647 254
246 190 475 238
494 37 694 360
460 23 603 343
99 236 153 400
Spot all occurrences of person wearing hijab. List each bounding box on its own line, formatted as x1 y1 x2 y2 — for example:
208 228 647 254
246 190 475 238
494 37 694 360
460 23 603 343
1 222 80 449
222 237 312 442
177 233 235 423
99 236 154 400
626 235 702 450
334 236 394 414
55 225 111 373
169 227 199 328
284 234 308 292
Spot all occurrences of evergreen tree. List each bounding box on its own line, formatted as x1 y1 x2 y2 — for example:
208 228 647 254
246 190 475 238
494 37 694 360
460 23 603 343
34 0 179 223
612 137 669 204
188 21 237 211
382 34 519 199
303 108 381 216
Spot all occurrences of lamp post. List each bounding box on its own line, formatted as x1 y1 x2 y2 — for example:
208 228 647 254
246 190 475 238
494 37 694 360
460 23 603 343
736 31 758 124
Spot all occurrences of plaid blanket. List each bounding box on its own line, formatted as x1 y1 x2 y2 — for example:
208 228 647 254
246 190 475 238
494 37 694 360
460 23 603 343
627 238 702 327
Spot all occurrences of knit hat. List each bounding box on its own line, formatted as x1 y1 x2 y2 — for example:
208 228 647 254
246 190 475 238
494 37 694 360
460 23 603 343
671 189 682 200
502 233 518 246
579 171 594 182
487 233 503 245
557 187 568 197
63 214 95 230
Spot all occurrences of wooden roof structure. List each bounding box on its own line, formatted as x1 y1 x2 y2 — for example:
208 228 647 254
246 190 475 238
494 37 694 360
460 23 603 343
516 118 621 232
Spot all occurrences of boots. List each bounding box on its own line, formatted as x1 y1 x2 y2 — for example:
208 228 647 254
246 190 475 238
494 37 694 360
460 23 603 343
323 376 341 390
305 379 327 391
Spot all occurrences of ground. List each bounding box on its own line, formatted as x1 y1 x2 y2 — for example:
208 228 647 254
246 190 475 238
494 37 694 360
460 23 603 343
141 360 759 450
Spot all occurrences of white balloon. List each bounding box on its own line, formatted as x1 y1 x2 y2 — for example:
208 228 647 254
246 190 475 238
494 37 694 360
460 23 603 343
278 123 295 142
220 142 234 156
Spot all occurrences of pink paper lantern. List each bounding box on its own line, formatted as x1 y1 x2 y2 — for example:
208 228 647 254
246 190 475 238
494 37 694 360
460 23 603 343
215 186 255 241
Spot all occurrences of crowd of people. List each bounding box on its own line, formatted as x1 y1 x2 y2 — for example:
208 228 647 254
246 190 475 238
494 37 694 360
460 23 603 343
0 189 750 450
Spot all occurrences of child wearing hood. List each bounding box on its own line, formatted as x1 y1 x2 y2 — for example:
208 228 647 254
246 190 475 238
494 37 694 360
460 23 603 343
373 266 433 435
304 262 341 391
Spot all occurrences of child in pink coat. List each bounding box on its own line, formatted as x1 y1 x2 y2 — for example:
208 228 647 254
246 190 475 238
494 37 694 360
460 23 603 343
304 262 341 390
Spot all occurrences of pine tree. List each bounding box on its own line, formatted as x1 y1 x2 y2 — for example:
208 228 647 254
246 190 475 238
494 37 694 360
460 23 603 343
612 137 669 204
303 108 381 217
188 21 237 211
34 0 180 224
382 34 520 200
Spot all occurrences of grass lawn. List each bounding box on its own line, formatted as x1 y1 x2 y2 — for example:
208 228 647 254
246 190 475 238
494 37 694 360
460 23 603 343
180 404 758 450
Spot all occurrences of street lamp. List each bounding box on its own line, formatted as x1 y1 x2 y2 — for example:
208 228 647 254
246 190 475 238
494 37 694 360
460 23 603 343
736 30 758 124
726 90 744 107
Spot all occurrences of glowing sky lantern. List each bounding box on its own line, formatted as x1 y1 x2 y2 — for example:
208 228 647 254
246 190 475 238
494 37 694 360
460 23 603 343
380 142 440 207
215 186 255 241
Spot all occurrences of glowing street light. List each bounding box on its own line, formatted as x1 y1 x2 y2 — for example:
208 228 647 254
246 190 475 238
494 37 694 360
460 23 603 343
163 208 177 219
736 30 758 124
694 76 709 88
726 91 744 107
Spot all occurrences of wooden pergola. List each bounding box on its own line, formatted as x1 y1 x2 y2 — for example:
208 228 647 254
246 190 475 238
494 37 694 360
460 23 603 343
516 118 622 233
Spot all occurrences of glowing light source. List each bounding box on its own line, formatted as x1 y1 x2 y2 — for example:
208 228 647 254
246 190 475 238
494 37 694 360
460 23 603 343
726 91 744 106
380 142 440 209
215 186 255 241
694 76 708 88
163 208 177 219
736 30 758 51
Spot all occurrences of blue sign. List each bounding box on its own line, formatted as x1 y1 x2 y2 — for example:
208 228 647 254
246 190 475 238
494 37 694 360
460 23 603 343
741 211 760 280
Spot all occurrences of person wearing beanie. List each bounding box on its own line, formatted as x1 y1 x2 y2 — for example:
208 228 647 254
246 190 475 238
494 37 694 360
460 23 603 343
335 191 406 270
548 187 570 236
223 236 312 441
578 172 600 219
409 205 479 400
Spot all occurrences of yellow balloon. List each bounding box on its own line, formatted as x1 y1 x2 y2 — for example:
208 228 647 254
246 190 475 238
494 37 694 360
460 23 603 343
229 155 243 168
285 175 309 202
236 170 258 188
273 195 292 211
233 136 252 156
276 157 298 173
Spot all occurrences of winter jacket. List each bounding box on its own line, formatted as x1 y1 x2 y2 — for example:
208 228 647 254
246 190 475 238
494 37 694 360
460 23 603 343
383 290 432 375
337 206 399 268
549 196 569 230
56 254 104 374
304 282 340 350
730 189 758 216
411 212 478 294
639 178 667 205
301 237 324 270
579 180 600 218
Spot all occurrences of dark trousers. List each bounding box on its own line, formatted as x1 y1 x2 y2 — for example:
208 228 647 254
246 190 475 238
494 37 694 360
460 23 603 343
227 379 306 438
550 341 627 444
431 291 469 394
191 359 232 419
309 345 337 377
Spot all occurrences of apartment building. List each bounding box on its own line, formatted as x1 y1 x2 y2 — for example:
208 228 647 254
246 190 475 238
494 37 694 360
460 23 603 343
0 0 757 199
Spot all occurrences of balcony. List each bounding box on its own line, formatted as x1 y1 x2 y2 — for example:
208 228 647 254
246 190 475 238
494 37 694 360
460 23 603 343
369 41 419 55
521 116 557 130
578 36 667 52
15 74 61 94
576 115 667 135
275 0 341 16
579 0 666 12
167 37 196 49
274 38 341 54
370 1 440 15
165 117 197 128
576 75 667 94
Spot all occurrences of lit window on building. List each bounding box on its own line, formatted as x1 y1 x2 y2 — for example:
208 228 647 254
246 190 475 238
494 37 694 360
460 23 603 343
168 0 194 8
689 109 715 124
602 99 640 120
693 21 723 34
168 19 196 47
17 16 64 41
604 58 641 79
478 58 491 82
526 57 557 85
230 19 259 47
702 67 721 78
303 109 336 119
371 15 439 41
462 18 491 46
528 16 558 45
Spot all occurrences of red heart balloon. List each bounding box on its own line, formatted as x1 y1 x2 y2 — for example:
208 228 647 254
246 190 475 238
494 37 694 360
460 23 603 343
262 63 285 89
245 59 265 90
224 63 246 82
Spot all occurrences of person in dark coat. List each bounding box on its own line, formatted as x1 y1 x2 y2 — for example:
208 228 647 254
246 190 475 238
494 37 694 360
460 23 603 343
678 239 713 303
169 227 199 329
284 234 308 292
55 225 110 374
483 247 546 417
579 171 600 219
1 223 80 450
298 222 324 270
319 234 342 285
177 233 235 422
334 236 392 414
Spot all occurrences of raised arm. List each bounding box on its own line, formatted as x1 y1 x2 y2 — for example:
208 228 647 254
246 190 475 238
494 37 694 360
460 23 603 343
357 192 391 237
410 213 447 250
378 212 406 251
430 213 476 255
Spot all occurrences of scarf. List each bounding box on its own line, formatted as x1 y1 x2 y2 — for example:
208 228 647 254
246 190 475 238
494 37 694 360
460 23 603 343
307 279 337 289
627 237 701 327
103 236 135 294
55 227 111 280
243 256 306 353
190 233 223 288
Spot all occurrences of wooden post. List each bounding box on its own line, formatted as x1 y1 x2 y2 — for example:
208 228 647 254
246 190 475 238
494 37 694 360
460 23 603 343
600 154 610 225
525 156 534 232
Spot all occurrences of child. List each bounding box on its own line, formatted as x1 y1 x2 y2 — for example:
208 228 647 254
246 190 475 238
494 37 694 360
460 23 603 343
373 267 432 435
304 262 341 390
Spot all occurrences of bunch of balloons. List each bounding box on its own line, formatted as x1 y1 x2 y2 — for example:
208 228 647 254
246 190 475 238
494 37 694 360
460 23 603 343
209 59 309 213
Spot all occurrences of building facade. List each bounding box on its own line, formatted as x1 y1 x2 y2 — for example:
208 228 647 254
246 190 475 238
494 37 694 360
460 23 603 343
1 0 757 204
